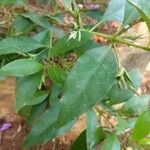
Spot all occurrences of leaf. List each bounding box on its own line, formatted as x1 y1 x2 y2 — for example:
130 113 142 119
71 130 87 150
85 10 104 21
132 111 150 141
12 16 34 34
128 0 150 31
102 133 121 150
22 12 51 30
56 46 118 127
102 0 126 23
25 101 48 127
108 69 141 105
24 101 76 148
123 1 140 26
0 0 16 5
121 95 150 116
33 30 50 46
51 31 93 56
48 66 68 86
116 115 128 135
0 59 43 77
24 102 61 147
27 91 49 106
0 36 45 55
86 110 105 149
49 83 62 104
15 72 42 112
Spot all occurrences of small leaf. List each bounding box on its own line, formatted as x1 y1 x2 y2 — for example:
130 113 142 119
25 101 48 126
0 59 43 77
132 111 150 141
86 110 105 149
0 36 45 55
71 130 87 150
22 12 51 30
48 66 68 86
123 1 140 26
15 72 42 112
128 0 150 31
102 133 121 150
121 95 150 116
108 69 141 105
116 115 128 135
51 31 93 56
27 91 49 106
102 0 126 23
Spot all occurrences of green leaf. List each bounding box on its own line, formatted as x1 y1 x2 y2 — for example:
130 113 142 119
56 46 118 127
22 12 51 30
25 101 48 126
121 95 150 116
0 0 16 5
24 101 76 148
48 66 68 86
15 72 42 112
71 130 87 150
128 0 150 31
123 1 140 26
24 102 61 147
102 133 121 150
49 83 62 104
86 110 105 149
108 69 141 105
33 30 50 46
0 59 43 77
85 10 104 21
12 16 34 34
27 91 49 106
116 115 128 135
0 36 45 55
102 0 126 23
51 31 93 56
132 111 150 141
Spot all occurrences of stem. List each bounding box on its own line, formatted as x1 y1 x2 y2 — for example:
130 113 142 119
84 30 150 51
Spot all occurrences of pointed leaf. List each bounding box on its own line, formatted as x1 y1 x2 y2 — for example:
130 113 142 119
0 59 43 77
0 36 45 55
56 46 118 127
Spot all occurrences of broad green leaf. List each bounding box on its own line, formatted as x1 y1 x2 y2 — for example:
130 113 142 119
102 133 121 150
116 115 128 135
48 66 68 86
15 72 42 112
56 46 118 127
27 91 49 106
0 0 16 5
0 36 45 55
108 69 141 105
86 110 105 149
102 0 126 23
128 0 150 31
123 1 140 26
0 59 43 77
121 95 150 116
71 130 87 150
63 0 73 8
25 101 48 127
22 12 51 30
132 111 150 141
51 31 93 56
12 16 34 34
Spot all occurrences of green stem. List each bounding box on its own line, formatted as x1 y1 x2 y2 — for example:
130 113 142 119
85 30 150 51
